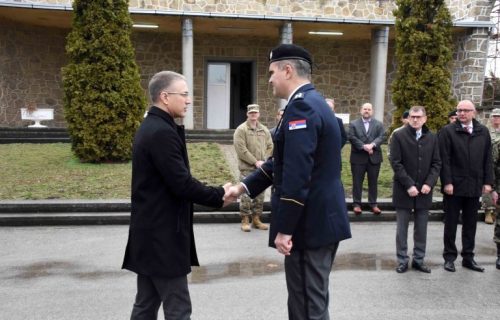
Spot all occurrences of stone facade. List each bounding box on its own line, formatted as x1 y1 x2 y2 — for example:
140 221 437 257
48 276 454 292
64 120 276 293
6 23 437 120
0 0 496 128
7 1 495 21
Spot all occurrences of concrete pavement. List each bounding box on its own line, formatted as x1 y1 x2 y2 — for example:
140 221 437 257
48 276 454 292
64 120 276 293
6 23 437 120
1 222 499 320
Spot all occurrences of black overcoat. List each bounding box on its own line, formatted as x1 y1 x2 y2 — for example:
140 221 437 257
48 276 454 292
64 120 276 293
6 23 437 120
389 125 441 209
439 119 494 197
122 107 224 278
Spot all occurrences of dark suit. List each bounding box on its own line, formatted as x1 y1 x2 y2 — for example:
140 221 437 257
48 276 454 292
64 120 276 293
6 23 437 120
243 83 351 319
348 117 385 207
122 106 224 318
439 119 494 262
390 125 441 265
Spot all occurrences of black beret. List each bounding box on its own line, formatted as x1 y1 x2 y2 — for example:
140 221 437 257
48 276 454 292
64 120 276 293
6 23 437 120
269 44 312 66
448 110 457 117
402 111 409 119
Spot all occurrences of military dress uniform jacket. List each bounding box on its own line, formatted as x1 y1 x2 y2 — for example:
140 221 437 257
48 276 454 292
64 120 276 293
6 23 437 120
348 117 385 164
233 120 273 172
243 83 352 250
122 107 224 278
389 125 441 209
439 119 494 197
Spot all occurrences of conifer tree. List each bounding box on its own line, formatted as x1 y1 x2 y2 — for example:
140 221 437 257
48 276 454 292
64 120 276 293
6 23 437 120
392 0 455 131
62 0 146 162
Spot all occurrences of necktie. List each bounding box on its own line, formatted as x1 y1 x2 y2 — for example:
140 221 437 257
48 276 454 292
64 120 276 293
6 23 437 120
416 131 421 140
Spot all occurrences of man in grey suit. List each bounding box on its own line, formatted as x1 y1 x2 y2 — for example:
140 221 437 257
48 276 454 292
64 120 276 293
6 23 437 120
348 102 385 215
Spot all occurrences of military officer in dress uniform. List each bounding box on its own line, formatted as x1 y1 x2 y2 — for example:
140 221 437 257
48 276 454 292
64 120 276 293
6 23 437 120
227 44 351 320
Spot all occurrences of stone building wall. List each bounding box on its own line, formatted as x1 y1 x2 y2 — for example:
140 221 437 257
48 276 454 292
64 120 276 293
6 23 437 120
0 19 67 127
7 0 493 22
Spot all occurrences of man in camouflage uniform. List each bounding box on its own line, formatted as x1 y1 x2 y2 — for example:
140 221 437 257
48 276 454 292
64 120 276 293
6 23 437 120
483 109 500 224
488 108 500 269
233 104 273 232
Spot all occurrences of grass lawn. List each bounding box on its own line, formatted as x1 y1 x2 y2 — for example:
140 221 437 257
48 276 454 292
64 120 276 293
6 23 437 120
0 142 396 200
0 143 234 200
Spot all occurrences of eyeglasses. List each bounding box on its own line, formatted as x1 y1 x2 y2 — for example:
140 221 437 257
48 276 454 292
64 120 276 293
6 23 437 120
409 115 424 120
163 91 190 98
456 109 474 113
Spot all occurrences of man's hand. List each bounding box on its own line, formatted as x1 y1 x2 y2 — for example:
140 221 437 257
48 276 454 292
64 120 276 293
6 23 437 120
222 183 246 207
274 233 293 256
483 184 492 194
407 186 419 197
492 191 499 205
444 184 453 195
421 184 431 195
255 160 265 168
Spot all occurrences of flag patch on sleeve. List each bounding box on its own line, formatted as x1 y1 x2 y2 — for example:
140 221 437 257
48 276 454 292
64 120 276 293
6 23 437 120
289 119 307 130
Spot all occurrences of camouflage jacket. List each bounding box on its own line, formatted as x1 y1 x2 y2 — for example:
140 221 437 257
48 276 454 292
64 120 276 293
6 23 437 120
491 129 500 192
233 120 273 171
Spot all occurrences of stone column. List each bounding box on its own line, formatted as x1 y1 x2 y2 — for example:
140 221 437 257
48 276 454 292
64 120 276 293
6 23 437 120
370 27 389 122
279 23 293 108
182 18 194 129
452 27 489 106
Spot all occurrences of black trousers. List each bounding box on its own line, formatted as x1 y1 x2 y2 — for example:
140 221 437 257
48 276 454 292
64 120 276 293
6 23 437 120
285 242 339 320
130 274 191 320
443 195 480 262
351 162 381 207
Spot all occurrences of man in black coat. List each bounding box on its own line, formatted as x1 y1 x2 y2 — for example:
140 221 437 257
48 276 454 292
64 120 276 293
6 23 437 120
439 100 494 272
389 106 441 273
348 103 385 215
122 71 231 319
227 44 351 320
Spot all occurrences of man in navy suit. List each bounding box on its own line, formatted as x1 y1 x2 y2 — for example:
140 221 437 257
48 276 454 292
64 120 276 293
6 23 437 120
326 98 347 148
228 44 351 320
348 103 385 215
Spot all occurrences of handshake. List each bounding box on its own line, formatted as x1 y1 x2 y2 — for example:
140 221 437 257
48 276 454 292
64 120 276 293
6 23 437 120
221 183 245 207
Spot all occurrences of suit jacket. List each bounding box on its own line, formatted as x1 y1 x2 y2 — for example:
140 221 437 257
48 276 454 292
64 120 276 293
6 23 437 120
390 125 441 209
242 83 352 250
122 106 224 278
348 117 385 164
439 119 494 197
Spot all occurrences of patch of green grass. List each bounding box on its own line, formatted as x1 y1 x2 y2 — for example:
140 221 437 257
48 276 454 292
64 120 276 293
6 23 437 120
0 143 233 200
0 143 399 200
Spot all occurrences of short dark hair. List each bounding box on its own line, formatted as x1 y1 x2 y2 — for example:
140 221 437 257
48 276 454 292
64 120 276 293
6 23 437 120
148 71 185 103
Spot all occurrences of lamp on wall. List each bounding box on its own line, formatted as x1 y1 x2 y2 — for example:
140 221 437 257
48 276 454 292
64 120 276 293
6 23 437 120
308 31 343 36
132 24 159 29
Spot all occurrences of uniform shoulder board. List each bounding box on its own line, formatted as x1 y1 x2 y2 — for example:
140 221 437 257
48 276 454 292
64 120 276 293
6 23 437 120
293 92 304 100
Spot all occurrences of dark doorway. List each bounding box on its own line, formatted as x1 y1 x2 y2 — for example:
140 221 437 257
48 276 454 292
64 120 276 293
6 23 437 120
230 62 253 129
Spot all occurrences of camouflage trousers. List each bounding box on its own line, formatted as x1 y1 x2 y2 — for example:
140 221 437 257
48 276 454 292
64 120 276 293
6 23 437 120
239 171 265 218
481 192 497 213
495 213 500 246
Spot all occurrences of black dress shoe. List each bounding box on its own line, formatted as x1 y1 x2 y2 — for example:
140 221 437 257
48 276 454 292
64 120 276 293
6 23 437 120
444 261 455 272
496 257 500 270
462 259 485 272
412 262 431 273
396 263 408 273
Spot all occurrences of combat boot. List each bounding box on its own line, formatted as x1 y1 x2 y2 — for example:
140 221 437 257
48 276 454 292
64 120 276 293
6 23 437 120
485 209 495 224
252 215 268 230
241 216 251 232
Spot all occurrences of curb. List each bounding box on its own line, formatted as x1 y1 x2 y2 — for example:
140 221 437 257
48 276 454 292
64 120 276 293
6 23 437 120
0 198 462 226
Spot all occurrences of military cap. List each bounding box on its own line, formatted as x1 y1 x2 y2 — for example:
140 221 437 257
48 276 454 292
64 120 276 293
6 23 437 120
247 104 260 113
491 108 500 117
269 44 312 66
448 110 457 117
402 111 409 119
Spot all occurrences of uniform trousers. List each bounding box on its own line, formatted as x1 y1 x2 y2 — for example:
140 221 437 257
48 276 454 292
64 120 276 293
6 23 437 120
396 208 428 265
130 274 191 320
443 195 480 262
285 242 339 320
350 163 381 207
